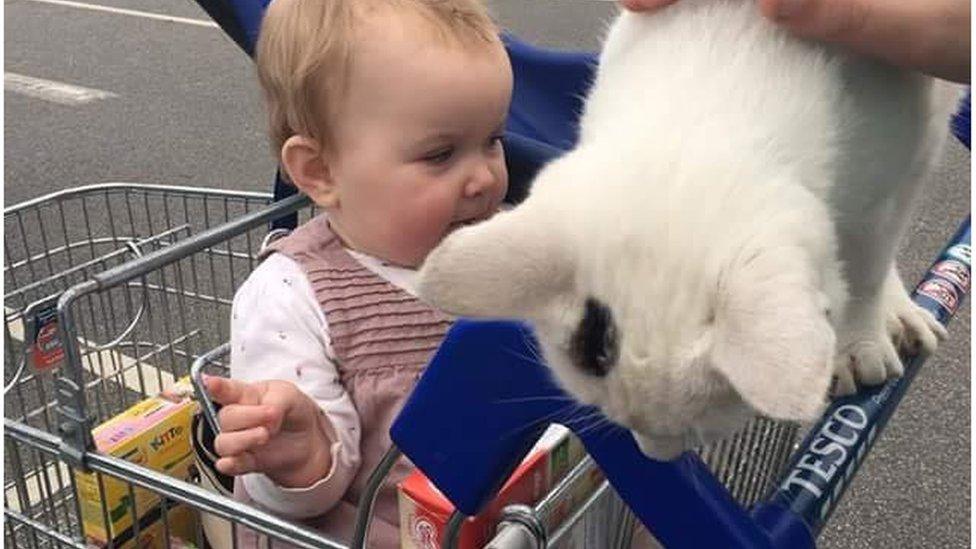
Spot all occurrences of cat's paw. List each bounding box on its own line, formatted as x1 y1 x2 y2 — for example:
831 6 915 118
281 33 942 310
832 286 947 396
884 290 948 356
832 331 902 397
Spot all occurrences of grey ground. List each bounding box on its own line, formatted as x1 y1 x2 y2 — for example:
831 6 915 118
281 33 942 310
4 0 970 547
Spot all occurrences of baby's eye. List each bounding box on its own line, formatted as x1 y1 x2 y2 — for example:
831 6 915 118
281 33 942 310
422 147 454 165
488 134 504 148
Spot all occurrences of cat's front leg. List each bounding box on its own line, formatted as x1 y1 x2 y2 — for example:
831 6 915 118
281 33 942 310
833 265 947 395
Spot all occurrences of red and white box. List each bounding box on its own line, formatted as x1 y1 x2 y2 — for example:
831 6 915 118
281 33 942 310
398 425 596 549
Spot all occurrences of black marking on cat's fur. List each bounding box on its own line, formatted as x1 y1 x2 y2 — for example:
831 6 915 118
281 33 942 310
571 297 619 377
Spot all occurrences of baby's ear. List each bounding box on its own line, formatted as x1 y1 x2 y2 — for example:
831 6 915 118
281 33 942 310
710 247 834 422
418 207 574 318
280 135 339 208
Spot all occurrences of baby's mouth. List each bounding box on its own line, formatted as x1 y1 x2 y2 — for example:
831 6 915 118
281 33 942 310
448 215 488 230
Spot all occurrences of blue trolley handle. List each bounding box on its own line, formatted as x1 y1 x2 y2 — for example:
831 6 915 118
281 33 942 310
754 217 972 539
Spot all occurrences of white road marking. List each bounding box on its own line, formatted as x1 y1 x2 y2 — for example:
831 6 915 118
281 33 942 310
5 72 117 106
21 0 219 28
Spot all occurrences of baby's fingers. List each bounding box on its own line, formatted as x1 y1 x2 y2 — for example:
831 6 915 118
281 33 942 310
214 426 271 458
215 454 260 477
205 375 263 406
218 404 283 434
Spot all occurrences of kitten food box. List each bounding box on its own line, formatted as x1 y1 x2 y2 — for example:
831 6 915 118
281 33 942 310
74 377 199 545
398 425 597 549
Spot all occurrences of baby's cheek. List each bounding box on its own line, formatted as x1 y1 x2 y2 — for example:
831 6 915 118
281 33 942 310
378 215 442 265
411 212 454 247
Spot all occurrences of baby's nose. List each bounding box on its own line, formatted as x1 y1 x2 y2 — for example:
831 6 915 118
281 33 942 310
464 159 498 197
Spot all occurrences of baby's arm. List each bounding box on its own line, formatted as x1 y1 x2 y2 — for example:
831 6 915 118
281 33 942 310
226 253 362 518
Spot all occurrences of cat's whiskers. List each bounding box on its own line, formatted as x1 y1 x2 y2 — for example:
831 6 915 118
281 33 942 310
501 345 550 370
493 395 575 404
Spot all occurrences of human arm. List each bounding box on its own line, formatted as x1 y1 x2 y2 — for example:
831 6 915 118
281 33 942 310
220 254 362 518
621 0 970 83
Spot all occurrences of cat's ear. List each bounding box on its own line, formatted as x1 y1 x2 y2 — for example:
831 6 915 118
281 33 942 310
710 247 834 421
418 207 574 318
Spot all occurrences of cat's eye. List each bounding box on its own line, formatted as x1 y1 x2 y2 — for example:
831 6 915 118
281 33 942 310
570 297 619 377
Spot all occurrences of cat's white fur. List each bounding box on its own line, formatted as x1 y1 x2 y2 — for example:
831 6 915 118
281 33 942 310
418 1 960 459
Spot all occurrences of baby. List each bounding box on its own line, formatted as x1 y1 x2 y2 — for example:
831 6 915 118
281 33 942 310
205 0 512 546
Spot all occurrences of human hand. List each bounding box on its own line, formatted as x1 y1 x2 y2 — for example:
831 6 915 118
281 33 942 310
620 0 971 83
205 376 334 488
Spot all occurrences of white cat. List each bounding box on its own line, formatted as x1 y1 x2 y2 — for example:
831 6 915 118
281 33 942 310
418 1 961 459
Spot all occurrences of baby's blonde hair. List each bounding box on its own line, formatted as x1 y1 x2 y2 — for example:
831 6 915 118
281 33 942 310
256 0 499 159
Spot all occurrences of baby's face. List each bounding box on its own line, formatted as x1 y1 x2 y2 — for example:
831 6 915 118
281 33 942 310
325 16 513 268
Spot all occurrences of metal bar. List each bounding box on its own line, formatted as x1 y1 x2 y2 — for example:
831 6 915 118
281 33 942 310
81 289 113 421
350 445 402 549
57 199 75 281
153 258 181 379
442 511 466 549
5 232 23 302
127 478 143 546
3 183 271 216
191 343 230 436
534 455 596 516
33 445 62 532
7 437 35 533
53 281 98 467
5 419 347 549
485 522 538 549
33 204 58 290
15 211 40 291
224 197 239 298
3 508 87 548
547 482 611 545
91 194 308 290
161 496 172 548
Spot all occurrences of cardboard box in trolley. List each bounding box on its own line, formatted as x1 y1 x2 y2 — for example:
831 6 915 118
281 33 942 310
398 425 593 549
74 377 199 545
86 502 199 549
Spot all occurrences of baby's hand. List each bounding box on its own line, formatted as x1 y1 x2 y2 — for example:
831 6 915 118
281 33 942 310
204 376 334 488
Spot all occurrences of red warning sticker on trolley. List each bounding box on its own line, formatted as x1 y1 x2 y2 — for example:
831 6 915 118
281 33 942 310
917 278 960 315
31 306 65 372
931 259 971 293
